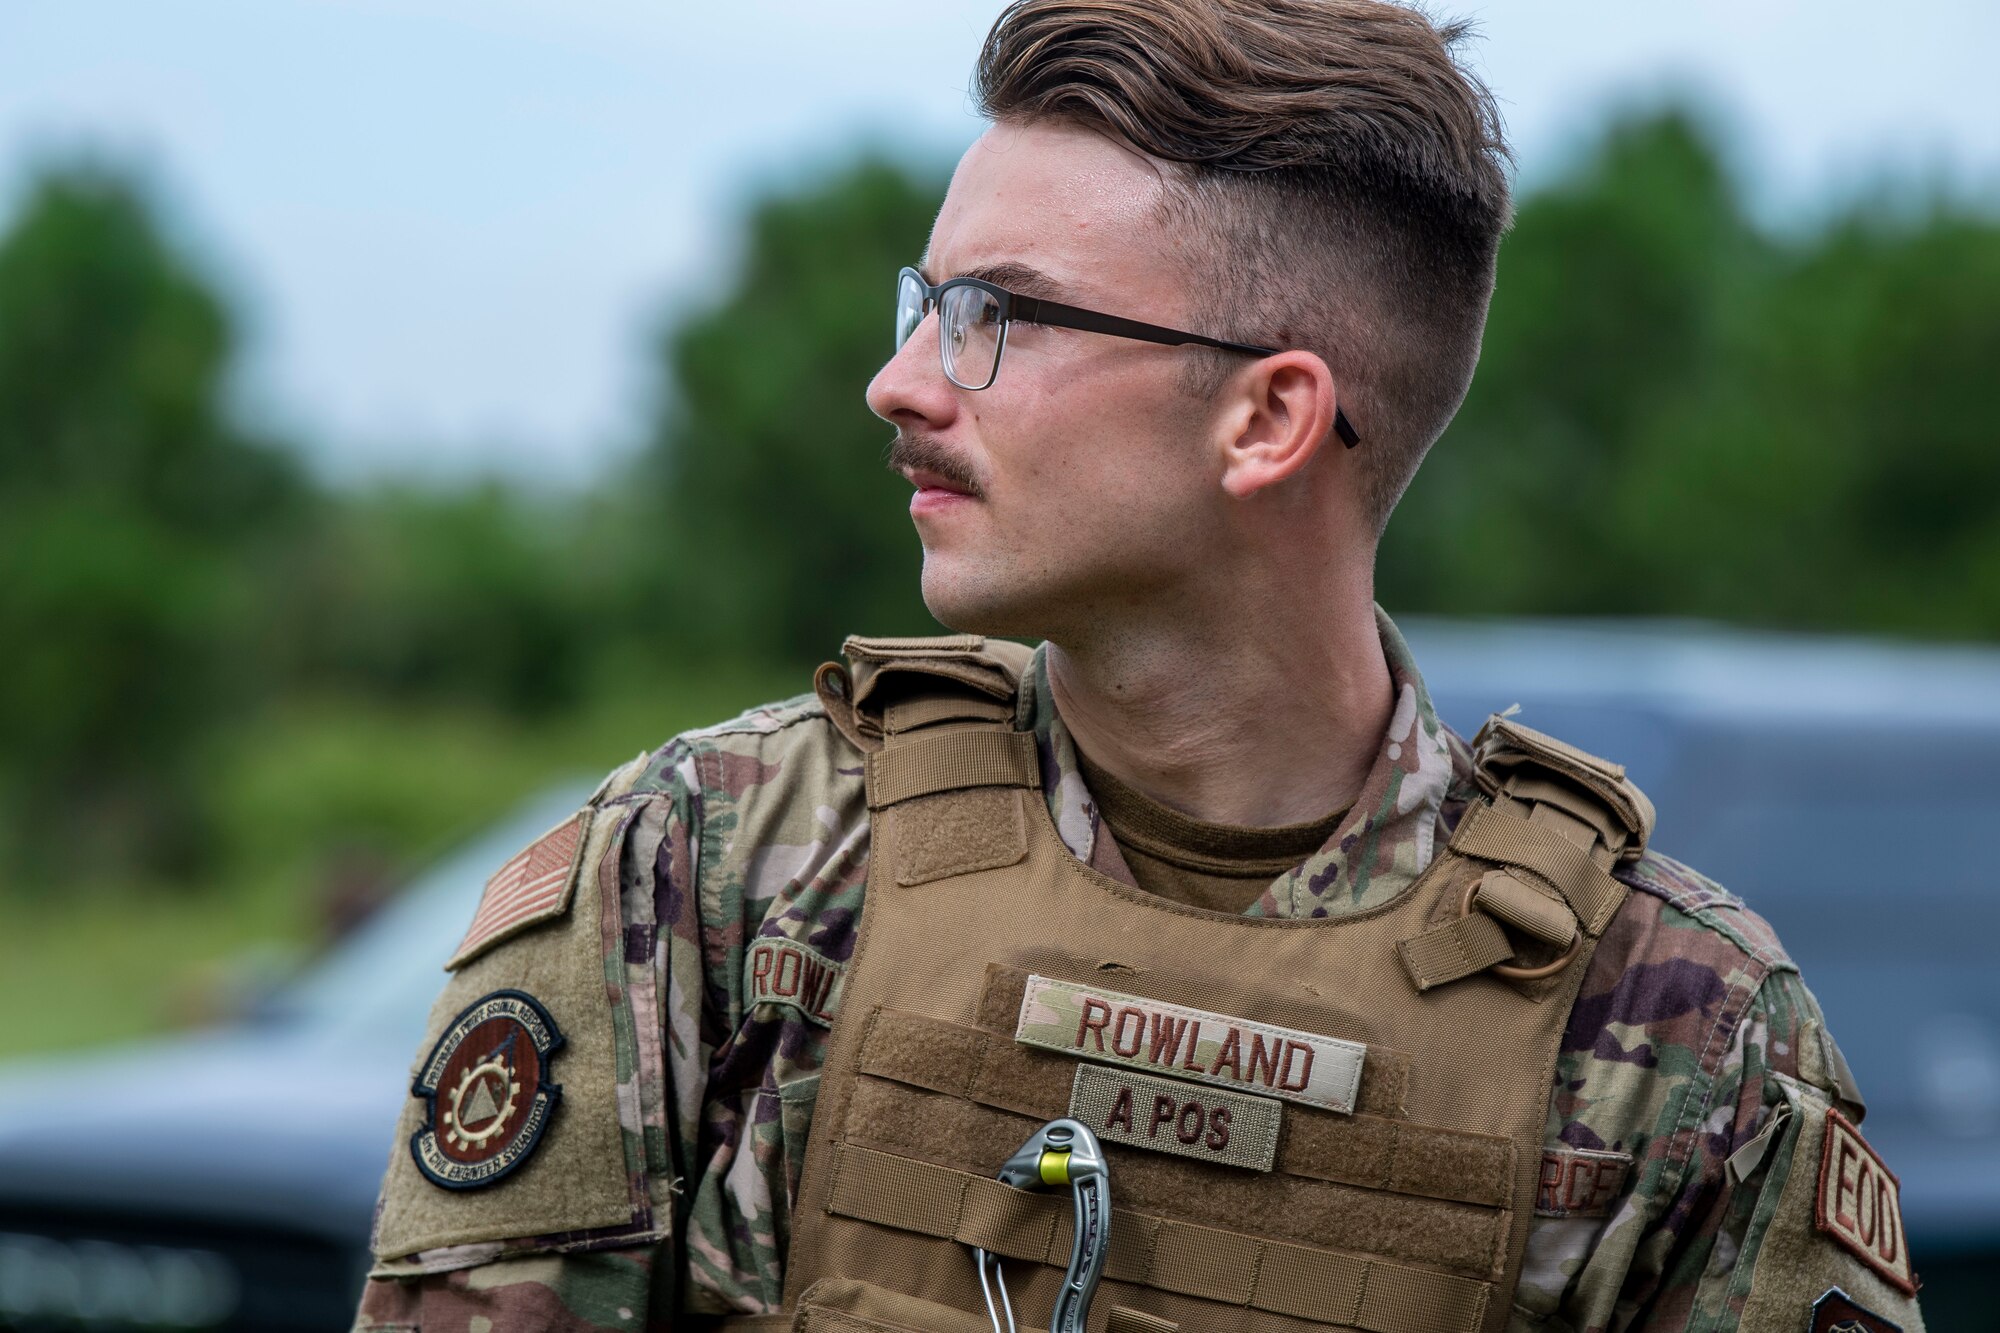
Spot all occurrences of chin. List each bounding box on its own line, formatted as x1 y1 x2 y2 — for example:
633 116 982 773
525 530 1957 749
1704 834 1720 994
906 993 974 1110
918 559 1053 641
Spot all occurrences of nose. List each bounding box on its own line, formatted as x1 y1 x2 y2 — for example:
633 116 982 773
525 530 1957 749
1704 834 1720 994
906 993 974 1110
866 310 960 429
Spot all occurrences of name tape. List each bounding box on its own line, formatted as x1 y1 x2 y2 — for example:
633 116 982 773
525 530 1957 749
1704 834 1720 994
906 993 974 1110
746 938 846 1027
1015 974 1365 1115
1534 1147 1632 1218
1069 1063 1281 1172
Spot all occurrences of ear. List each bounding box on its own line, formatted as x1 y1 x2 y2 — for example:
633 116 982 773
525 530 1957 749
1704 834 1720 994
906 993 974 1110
1216 350 1339 500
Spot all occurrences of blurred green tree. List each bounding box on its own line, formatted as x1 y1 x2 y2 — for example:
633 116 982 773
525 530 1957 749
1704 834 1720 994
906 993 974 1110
635 157 949 668
0 164 302 881
274 481 595 716
1384 108 2000 637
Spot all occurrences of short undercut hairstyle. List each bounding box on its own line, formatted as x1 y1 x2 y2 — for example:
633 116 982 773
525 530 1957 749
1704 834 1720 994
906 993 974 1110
974 0 1511 533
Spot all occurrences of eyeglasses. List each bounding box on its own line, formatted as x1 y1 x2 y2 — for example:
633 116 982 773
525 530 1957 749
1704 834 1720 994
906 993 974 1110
895 266 1360 447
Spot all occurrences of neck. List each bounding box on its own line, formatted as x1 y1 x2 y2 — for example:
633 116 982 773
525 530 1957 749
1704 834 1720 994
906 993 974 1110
1044 570 1393 828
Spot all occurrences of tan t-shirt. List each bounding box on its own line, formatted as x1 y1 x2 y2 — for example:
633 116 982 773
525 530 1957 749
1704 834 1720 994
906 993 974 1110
1076 749 1349 914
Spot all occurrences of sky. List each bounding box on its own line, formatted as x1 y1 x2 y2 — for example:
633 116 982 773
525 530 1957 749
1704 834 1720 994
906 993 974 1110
3 0 1996 483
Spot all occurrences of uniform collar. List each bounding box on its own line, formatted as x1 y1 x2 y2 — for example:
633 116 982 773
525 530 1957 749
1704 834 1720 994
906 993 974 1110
1016 606 1465 919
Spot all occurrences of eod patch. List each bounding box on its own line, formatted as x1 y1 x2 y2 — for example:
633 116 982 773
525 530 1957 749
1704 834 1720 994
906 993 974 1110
410 989 564 1190
1815 1106 1915 1294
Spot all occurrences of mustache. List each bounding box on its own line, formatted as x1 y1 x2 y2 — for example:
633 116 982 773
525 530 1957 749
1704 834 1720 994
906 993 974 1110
885 433 985 498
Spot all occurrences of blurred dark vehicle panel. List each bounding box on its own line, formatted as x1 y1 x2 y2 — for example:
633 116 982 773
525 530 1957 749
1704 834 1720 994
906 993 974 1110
0 785 590 1332
2 620 1996 1329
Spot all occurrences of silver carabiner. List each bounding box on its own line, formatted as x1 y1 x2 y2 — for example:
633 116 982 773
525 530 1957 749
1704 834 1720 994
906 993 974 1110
972 1118 1111 1333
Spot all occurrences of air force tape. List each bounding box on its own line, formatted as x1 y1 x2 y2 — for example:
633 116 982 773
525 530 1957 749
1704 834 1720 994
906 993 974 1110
410 989 564 1190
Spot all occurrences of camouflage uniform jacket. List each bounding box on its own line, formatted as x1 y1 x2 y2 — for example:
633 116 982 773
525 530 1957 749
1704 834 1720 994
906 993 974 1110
356 614 1915 1332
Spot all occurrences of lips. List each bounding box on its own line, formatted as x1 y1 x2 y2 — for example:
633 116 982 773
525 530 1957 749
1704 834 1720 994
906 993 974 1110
901 467 973 496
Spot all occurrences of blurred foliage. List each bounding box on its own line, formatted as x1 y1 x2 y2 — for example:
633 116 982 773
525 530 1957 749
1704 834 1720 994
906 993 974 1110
0 168 303 881
275 482 603 716
0 109 1997 1049
1378 109 2000 633
641 158 947 664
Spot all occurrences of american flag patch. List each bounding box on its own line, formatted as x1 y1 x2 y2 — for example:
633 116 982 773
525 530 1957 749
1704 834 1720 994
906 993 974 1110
446 813 586 970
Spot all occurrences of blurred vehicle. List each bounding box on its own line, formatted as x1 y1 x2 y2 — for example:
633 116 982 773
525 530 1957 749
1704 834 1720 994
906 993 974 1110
0 783 591 1332
2 619 1997 1330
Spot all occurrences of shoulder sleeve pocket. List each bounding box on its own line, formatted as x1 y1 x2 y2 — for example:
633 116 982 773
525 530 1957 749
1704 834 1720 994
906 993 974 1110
1732 1075 1926 1332
370 779 666 1271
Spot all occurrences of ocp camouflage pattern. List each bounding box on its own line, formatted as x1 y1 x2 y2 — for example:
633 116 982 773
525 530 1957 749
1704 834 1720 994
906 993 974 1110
355 614 1900 1331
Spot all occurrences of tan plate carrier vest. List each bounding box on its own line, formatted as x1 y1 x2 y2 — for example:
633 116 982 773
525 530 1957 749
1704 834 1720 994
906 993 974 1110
749 634 1655 1333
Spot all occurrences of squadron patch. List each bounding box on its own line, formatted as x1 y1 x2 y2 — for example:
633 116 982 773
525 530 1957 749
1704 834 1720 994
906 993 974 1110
410 989 563 1190
1815 1107 1916 1294
1809 1287 1902 1333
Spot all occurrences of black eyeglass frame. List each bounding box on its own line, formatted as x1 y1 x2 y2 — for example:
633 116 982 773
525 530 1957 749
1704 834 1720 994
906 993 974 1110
897 266 1360 448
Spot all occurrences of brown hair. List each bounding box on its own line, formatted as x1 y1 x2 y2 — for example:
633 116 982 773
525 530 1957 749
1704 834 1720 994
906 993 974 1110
973 0 1511 532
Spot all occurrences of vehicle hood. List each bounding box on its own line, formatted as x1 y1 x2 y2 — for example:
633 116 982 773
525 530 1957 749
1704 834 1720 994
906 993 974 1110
0 1024 411 1242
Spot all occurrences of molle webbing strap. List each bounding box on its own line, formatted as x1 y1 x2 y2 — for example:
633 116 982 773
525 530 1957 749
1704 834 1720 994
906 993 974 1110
883 692 1013 733
1474 716 1654 855
825 1143 1491 1333
848 1078 1507 1276
1108 1308 1179 1333
864 728 1040 809
856 1008 1510 1209
1395 912 1516 994
1467 871 1576 949
844 634 989 656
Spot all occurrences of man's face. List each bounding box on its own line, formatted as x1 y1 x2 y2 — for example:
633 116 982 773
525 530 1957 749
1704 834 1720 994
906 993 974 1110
867 120 1231 640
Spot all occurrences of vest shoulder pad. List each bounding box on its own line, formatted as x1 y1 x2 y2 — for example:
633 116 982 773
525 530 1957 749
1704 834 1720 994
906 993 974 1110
816 633 1033 752
1472 713 1657 859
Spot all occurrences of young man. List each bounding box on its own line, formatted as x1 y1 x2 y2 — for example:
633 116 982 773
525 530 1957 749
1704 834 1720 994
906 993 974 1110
355 2 1923 1330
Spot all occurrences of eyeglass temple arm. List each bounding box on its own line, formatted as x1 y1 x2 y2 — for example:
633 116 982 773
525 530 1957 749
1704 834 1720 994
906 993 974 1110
1011 295 1359 448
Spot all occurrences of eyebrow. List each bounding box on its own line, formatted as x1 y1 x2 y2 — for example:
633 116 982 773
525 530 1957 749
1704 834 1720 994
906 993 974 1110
917 258 1078 303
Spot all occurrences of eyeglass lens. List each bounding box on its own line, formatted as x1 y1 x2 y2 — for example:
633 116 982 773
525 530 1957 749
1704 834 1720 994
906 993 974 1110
939 284 1003 390
895 271 927 352
894 273 1006 391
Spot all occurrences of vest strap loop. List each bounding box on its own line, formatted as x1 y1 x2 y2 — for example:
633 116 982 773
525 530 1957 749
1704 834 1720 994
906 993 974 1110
1449 804 1624 935
1472 870 1578 948
865 729 1041 809
820 635 1031 755
1398 780 1636 991
1396 909 1515 992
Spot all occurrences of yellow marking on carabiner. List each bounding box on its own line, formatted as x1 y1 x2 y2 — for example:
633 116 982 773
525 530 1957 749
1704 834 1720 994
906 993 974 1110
1038 1149 1073 1187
